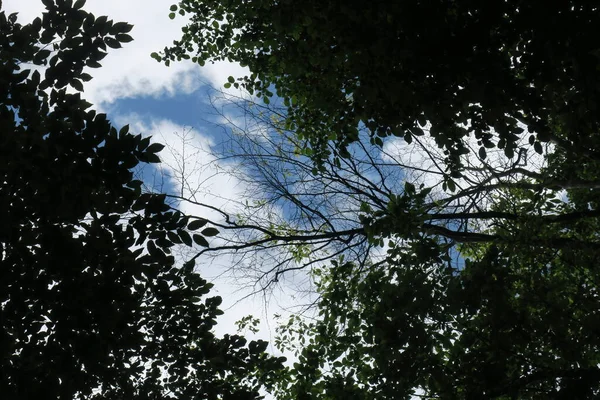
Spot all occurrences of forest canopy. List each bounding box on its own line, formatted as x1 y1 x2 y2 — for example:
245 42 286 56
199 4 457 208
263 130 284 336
155 1 600 398
3 0 600 399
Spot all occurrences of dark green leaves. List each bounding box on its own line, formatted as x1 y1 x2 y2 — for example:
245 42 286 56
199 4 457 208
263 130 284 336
86 59 102 68
188 218 208 230
73 0 86 9
159 0 600 174
110 22 134 34
138 136 151 151
116 33 134 43
70 78 84 91
186 219 215 246
478 146 486 160
139 141 162 163
104 37 121 49
178 229 193 246
201 227 219 237
193 234 209 247
147 142 165 153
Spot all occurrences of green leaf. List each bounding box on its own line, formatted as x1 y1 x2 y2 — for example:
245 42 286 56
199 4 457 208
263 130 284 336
96 15 108 26
70 79 84 92
169 12 176 20
138 136 151 151
79 73 93 82
201 227 219 237
478 146 486 160
147 143 165 153
104 37 122 49
193 234 209 247
188 218 208 230
86 60 102 68
146 153 161 163
447 179 456 192
126 179 143 188
110 22 134 34
167 231 183 244
157 237 174 248
182 259 195 272
115 33 134 43
178 229 193 246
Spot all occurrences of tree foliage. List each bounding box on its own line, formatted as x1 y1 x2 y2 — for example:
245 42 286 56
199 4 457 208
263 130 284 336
160 0 599 170
0 1 282 399
158 1 600 398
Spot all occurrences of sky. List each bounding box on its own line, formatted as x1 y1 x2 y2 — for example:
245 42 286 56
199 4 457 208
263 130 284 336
4 0 300 350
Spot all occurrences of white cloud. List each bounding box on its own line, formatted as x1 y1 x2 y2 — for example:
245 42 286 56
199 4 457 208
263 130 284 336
117 114 244 215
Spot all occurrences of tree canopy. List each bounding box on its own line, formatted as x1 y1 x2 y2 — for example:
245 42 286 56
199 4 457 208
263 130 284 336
160 0 600 170
0 1 282 398
157 1 600 399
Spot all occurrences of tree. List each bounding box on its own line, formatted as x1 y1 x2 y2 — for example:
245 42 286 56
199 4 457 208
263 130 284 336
145 88 600 398
0 1 283 399
155 0 600 259
155 1 600 398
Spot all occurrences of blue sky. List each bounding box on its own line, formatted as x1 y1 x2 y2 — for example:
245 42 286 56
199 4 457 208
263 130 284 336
108 90 208 128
